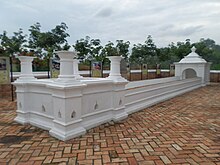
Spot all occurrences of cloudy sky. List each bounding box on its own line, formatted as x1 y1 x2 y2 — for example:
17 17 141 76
1 0 220 47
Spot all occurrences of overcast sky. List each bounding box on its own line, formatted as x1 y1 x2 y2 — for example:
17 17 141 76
1 0 220 47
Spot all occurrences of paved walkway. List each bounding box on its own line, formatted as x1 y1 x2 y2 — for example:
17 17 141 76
0 84 220 165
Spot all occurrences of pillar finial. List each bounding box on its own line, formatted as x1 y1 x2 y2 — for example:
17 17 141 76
191 46 196 52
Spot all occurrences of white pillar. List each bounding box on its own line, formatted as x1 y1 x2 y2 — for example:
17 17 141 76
107 56 127 82
14 56 36 123
106 56 128 121
56 51 77 81
73 59 83 79
108 56 121 77
17 56 36 81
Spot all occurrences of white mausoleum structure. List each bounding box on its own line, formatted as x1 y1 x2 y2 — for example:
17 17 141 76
13 49 210 141
174 46 211 86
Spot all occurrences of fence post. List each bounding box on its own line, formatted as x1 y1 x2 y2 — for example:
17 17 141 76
9 55 14 101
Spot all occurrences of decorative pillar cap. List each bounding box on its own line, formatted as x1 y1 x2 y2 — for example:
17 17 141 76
179 46 207 64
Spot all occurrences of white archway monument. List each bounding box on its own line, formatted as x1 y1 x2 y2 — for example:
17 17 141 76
13 50 206 141
174 46 211 86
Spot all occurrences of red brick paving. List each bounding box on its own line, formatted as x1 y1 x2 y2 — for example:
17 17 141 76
0 83 220 164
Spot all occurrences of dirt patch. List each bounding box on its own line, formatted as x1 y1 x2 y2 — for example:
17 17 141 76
0 135 32 144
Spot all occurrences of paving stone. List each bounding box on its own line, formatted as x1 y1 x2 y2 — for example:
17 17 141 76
172 143 183 151
160 155 171 164
0 84 219 164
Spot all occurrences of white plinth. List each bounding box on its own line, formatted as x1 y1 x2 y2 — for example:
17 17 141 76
56 51 77 82
16 56 36 82
107 56 128 82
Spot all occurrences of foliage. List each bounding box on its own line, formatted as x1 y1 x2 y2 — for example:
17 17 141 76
156 38 220 69
115 40 130 59
32 58 49 71
130 35 158 65
0 29 27 56
1 22 220 69
0 23 70 59
73 36 103 61
28 22 70 58
73 36 91 60
102 41 118 57
175 39 191 59
129 36 220 69
73 37 130 61
90 38 103 61
194 38 215 61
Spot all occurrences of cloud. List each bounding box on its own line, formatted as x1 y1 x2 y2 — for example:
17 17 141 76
95 7 113 17
158 25 204 37
0 0 220 47
175 26 204 36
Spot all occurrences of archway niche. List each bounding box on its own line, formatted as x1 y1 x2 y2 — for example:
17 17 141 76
174 46 211 85
182 68 197 79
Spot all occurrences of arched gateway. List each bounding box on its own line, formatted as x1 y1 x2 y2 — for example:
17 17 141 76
174 46 211 86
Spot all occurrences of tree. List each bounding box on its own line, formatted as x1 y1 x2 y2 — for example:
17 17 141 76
130 43 144 64
157 39 191 63
0 29 27 56
194 38 214 61
73 36 103 61
51 22 70 51
90 39 103 61
73 37 130 62
115 40 130 60
28 22 42 57
175 39 191 59
102 41 118 57
28 22 70 58
194 38 220 69
130 35 157 65
73 36 91 60
143 35 158 64
101 40 130 60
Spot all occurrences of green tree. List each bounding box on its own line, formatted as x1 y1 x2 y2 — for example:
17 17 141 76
144 35 158 64
28 22 42 57
130 43 144 64
74 37 130 62
101 40 130 60
90 39 103 61
157 39 191 64
115 40 130 60
130 35 157 65
102 41 118 57
28 22 70 58
73 36 91 60
175 39 191 59
0 29 27 56
73 36 103 61
194 38 215 61
157 38 220 69
194 38 220 69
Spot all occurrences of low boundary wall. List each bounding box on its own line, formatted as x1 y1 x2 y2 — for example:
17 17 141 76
11 51 212 140
125 77 202 114
13 76 202 140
